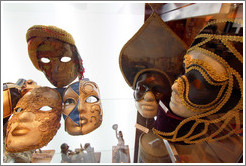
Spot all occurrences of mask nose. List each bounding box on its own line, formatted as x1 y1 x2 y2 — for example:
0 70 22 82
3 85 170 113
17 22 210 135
143 91 155 102
50 59 61 71
171 80 179 95
18 111 35 123
78 98 86 113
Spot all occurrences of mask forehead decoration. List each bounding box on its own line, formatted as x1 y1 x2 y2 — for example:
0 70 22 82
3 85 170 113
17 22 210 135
26 25 85 88
153 19 243 144
5 87 62 152
62 79 103 135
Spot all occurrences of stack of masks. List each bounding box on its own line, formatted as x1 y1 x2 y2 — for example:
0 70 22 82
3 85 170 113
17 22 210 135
4 25 103 155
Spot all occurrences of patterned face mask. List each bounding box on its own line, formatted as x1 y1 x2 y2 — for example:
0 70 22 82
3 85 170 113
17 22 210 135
176 52 229 113
26 25 85 88
5 87 62 152
153 19 243 144
62 80 103 135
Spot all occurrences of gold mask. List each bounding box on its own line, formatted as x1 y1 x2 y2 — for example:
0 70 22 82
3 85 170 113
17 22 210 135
62 80 103 135
5 87 62 152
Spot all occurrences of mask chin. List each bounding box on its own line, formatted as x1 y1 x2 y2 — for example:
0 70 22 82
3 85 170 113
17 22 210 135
135 91 158 119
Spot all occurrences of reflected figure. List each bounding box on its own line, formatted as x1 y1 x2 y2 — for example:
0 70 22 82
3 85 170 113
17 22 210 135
62 79 103 135
60 143 75 163
113 124 125 146
134 69 172 118
112 124 130 163
116 131 125 146
5 87 62 152
26 25 84 88
153 19 243 144
84 143 96 163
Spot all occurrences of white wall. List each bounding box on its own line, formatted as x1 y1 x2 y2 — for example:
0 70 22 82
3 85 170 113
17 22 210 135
1 2 145 163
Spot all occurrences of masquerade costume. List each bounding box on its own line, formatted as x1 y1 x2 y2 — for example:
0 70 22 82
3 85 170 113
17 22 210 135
153 19 243 144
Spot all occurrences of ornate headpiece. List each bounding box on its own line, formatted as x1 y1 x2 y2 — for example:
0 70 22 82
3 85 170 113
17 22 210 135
153 19 243 143
119 11 187 89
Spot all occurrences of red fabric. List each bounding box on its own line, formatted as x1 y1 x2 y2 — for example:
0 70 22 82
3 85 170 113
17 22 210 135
79 59 85 80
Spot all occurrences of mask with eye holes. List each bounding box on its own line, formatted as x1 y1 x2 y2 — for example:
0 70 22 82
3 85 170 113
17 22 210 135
5 86 62 152
26 25 84 88
134 69 172 119
62 79 103 135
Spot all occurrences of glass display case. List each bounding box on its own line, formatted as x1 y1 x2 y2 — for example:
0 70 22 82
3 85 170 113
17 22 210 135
2 2 243 164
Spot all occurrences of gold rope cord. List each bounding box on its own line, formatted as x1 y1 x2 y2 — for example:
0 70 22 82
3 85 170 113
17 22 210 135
178 75 228 112
184 54 229 82
222 39 243 63
153 63 242 143
153 19 243 143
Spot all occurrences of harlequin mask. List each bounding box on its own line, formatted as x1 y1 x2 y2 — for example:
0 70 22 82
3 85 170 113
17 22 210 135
153 19 243 144
134 69 172 118
5 87 62 152
26 25 84 88
62 80 103 135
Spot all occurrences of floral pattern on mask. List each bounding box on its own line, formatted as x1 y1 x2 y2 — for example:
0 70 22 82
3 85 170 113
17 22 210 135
5 87 62 152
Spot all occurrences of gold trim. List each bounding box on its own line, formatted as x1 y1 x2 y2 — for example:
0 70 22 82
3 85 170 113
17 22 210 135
152 19 243 144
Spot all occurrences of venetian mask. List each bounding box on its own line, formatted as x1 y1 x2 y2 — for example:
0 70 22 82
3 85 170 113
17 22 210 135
26 25 84 88
153 19 243 144
62 80 103 135
29 38 79 88
5 87 62 152
134 70 172 118
170 49 229 118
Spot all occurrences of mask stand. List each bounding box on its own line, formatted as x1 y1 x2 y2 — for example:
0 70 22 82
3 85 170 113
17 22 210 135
133 112 155 162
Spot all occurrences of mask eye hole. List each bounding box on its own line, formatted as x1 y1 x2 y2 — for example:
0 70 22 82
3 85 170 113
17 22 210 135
192 79 205 90
40 57 50 63
86 96 98 103
15 107 23 113
136 84 146 92
40 106 52 111
60 57 71 63
64 98 75 105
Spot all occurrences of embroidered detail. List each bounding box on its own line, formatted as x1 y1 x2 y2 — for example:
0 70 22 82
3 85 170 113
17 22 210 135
153 19 243 144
